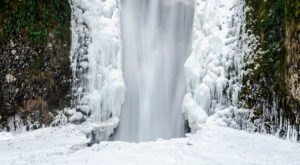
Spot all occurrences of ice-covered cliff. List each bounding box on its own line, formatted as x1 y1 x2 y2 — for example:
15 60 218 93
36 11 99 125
183 0 245 131
70 0 125 140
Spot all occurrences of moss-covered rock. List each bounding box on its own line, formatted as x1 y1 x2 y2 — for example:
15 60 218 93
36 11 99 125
0 0 71 130
241 0 300 140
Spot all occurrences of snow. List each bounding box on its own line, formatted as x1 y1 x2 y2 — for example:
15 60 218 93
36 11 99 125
182 93 208 132
1 124 300 165
184 0 245 129
207 107 252 130
69 112 84 123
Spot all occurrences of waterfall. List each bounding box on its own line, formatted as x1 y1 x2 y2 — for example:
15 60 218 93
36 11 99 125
114 0 195 142
70 0 245 142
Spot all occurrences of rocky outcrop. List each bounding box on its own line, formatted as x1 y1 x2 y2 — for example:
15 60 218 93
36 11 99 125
286 6 300 103
0 0 71 130
241 0 300 140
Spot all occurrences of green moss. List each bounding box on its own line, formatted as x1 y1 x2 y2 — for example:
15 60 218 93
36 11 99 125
0 0 72 127
1 0 71 46
30 57 43 70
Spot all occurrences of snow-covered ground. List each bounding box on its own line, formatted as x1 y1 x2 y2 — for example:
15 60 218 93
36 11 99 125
1 124 300 165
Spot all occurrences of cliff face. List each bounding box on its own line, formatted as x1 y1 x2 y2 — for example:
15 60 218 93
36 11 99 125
241 0 300 139
0 0 71 130
285 1 300 108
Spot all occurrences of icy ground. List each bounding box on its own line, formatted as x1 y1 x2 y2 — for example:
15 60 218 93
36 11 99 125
1 124 300 165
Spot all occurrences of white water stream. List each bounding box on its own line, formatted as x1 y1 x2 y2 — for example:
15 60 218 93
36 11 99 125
115 0 195 142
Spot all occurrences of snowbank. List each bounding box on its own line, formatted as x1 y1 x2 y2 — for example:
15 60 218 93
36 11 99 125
1 124 300 165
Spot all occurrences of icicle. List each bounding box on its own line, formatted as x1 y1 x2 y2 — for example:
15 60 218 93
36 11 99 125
70 0 125 141
184 0 245 130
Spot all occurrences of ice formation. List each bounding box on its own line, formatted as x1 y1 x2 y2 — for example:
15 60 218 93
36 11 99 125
70 0 125 139
183 0 245 131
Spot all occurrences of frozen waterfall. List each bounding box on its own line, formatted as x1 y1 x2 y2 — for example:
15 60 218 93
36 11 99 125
70 0 245 142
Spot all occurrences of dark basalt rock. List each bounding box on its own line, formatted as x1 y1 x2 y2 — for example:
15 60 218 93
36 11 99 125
0 0 72 130
0 32 71 130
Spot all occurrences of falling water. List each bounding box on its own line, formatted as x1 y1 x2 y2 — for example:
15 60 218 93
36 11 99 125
114 0 195 142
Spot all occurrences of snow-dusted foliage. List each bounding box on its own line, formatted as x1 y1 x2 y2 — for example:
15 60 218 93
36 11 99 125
50 109 69 127
238 2 300 141
70 0 125 139
207 107 252 130
183 0 245 129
